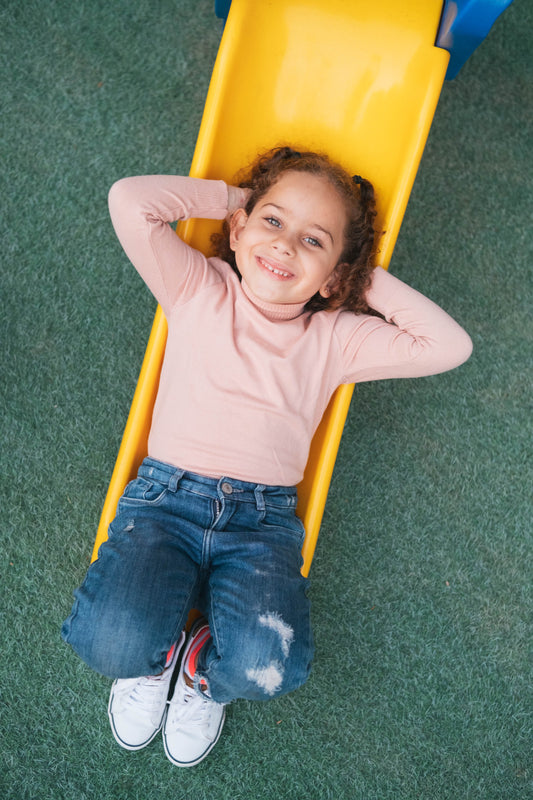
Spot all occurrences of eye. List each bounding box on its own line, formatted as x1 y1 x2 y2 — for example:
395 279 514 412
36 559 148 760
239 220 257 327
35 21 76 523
265 216 281 228
304 236 322 248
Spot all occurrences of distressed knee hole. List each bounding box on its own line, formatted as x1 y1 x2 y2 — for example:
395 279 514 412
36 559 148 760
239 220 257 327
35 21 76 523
258 612 294 658
245 662 284 696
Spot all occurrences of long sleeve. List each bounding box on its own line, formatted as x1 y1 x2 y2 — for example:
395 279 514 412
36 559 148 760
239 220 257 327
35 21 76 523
338 267 473 383
107 175 230 315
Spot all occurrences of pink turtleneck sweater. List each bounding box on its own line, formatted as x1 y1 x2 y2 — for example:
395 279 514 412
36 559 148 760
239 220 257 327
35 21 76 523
108 175 472 486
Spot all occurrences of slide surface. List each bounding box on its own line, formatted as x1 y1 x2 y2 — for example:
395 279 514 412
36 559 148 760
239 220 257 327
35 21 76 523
92 0 449 575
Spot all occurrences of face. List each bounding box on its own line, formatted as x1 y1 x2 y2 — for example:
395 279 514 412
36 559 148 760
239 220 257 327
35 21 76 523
229 171 347 306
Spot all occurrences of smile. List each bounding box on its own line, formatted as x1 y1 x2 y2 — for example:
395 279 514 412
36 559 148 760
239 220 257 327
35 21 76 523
257 257 293 279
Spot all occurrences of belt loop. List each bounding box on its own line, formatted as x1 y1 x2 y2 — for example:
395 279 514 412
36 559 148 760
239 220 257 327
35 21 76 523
168 468 185 492
254 485 266 511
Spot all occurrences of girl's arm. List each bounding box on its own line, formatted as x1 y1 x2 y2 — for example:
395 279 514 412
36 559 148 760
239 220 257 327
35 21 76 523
340 266 473 382
108 176 247 314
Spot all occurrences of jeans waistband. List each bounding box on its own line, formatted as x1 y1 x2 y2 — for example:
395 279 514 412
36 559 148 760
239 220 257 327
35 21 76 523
138 457 298 510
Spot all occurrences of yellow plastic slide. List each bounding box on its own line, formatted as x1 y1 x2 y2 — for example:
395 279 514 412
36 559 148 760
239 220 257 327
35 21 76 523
92 0 449 575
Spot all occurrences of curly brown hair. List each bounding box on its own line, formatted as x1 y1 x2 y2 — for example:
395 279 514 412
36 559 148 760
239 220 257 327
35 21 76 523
211 145 379 314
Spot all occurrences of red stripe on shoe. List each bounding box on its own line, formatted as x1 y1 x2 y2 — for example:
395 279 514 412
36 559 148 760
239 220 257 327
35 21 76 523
186 627 211 679
165 642 177 667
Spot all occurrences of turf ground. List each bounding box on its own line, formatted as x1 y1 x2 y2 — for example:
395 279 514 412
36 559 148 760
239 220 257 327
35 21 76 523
1 1 531 798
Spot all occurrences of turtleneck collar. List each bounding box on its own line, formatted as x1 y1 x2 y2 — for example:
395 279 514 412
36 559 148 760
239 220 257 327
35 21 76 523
241 279 307 322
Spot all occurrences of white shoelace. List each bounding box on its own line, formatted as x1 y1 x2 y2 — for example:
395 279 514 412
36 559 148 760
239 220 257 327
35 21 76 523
113 673 170 725
166 679 222 732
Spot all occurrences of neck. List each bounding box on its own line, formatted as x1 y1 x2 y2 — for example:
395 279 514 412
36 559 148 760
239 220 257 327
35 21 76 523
241 280 306 321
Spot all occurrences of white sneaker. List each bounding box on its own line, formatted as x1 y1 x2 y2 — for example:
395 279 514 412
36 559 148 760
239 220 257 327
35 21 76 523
107 631 186 751
162 622 226 767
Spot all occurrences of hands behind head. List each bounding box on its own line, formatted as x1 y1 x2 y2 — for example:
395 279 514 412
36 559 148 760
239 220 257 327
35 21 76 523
227 185 252 218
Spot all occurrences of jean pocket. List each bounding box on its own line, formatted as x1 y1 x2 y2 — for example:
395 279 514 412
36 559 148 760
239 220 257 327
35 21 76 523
121 477 168 505
259 506 306 547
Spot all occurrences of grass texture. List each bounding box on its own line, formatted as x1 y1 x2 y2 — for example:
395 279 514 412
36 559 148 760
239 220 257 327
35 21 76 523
1 1 531 798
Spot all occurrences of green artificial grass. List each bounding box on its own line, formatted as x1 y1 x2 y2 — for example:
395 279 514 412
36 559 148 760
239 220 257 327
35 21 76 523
1 1 531 798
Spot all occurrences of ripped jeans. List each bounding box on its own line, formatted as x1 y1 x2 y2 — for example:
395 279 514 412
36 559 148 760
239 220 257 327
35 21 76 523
61 458 314 704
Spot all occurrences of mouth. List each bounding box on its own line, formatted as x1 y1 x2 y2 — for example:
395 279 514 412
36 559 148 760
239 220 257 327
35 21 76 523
256 256 294 280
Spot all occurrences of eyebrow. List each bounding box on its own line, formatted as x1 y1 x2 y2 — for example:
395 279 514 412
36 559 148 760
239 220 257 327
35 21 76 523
261 202 335 245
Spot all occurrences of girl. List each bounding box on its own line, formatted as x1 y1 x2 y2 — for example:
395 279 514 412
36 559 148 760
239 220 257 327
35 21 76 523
62 146 472 767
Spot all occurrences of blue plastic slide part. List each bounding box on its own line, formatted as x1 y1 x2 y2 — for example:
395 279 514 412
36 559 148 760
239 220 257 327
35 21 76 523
437 0 514 79
215 0 232 20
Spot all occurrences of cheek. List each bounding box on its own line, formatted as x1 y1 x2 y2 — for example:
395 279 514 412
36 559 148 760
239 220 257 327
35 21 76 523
316 255 339 282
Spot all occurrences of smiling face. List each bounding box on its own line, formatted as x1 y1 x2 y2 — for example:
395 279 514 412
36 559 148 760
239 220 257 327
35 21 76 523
229 170 347 306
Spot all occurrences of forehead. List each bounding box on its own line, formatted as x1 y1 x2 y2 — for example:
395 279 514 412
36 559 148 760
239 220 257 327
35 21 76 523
259 171 347 233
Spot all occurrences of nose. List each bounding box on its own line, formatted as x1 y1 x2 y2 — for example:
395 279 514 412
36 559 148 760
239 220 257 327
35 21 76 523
272 231 295 256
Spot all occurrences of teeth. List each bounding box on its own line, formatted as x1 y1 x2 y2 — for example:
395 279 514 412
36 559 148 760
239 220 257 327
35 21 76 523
261 259 290 277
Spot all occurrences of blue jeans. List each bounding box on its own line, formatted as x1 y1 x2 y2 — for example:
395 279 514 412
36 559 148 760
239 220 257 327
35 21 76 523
62 458 314 703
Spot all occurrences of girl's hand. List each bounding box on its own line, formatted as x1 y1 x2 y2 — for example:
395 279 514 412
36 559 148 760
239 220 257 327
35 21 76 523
227 185 251 216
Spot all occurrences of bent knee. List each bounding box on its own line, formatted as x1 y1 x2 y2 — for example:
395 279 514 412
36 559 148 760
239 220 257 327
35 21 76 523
207 641 313 702
61 604 160 679
244 657 311 699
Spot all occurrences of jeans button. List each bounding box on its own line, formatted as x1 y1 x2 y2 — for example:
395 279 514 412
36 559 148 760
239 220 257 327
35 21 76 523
221 481 233 494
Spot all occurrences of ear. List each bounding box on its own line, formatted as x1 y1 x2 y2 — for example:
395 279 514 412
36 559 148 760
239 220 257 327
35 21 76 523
319 264 345 299
229 208 248 252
